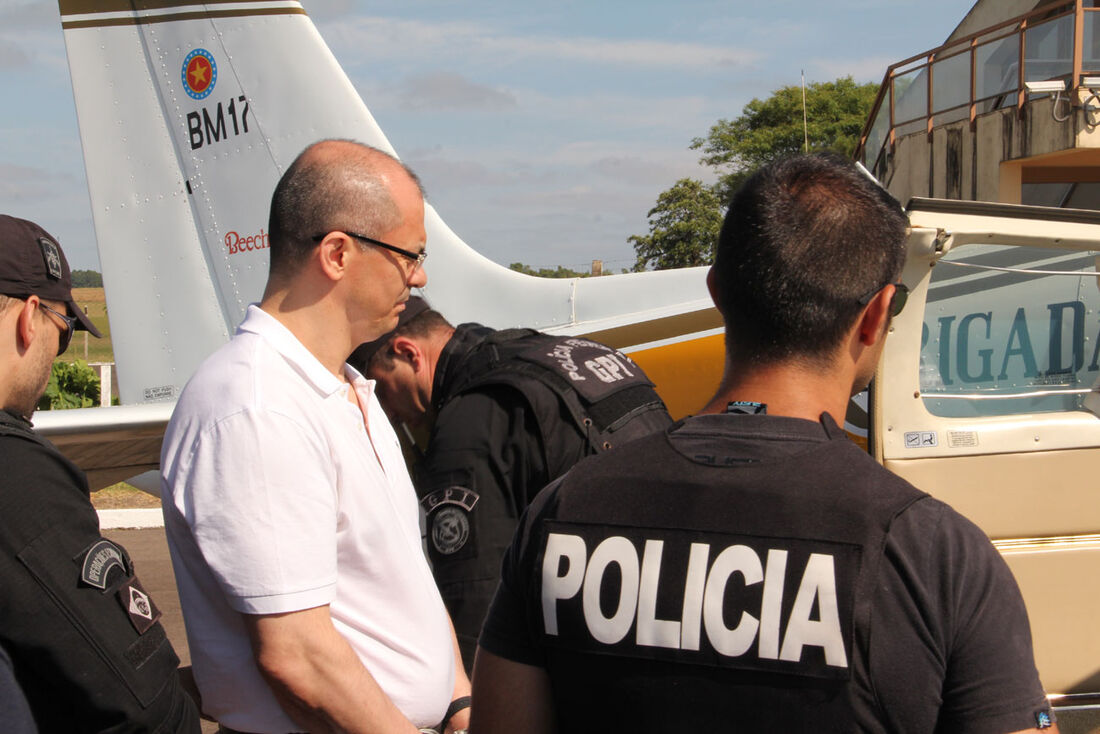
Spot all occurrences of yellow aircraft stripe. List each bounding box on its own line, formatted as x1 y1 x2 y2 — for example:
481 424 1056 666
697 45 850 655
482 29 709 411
622 333 726 420
580 307 723 352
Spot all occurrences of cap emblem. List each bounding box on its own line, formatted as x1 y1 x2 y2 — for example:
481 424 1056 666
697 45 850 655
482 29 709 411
38 237 62 280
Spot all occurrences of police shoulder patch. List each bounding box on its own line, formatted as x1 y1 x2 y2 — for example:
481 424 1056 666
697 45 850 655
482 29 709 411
80 539 128 590
421 486 479 556
420 486 479 513
117 576 161 634
431 506 471 556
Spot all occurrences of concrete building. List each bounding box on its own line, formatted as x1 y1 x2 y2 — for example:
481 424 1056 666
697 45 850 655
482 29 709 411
858 0 1100 209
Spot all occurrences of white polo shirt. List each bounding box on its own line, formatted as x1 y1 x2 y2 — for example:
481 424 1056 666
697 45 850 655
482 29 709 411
161 305 454 733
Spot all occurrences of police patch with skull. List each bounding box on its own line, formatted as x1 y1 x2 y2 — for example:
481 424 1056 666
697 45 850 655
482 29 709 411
421 486 479 556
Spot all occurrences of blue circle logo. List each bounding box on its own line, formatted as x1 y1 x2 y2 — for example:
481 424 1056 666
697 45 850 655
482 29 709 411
182 48 217 100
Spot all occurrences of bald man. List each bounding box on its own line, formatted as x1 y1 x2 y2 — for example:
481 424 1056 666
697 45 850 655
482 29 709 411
162 141 470 734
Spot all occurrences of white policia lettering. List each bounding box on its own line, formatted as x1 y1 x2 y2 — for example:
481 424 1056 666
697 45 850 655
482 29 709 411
541 533 848 668
546 339 639 383
548 342 586 382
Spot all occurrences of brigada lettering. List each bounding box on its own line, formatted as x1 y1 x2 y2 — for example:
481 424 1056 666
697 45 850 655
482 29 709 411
540 527 855 677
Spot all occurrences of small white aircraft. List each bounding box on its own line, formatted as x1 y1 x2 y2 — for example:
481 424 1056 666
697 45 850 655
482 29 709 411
37 0 1100 714
39 0 723 490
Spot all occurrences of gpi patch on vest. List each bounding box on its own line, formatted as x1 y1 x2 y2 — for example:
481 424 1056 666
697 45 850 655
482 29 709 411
538 522 859 679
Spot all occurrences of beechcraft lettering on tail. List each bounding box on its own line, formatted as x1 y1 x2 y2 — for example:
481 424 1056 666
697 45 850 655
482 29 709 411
224 229 270 256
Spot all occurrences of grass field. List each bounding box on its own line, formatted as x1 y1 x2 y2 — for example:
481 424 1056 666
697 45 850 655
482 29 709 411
44 289 155 509
62 287 114 364
91 483 161 509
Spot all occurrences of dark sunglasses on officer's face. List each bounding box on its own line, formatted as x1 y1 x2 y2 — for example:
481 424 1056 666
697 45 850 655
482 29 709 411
39 302 76 356
4 296 77 356
857 282 909 317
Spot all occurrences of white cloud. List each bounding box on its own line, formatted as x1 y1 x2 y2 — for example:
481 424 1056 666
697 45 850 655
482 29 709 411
0 1 58 29
0 39 29 68
394 72 517 111
321 16 758 70
403 152 518 190
0 162 61 198
809 55 895 84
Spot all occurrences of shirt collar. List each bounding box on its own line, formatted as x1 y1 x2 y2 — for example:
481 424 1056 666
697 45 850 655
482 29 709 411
237 304 352 399
0 409 32 432
432 322 494 411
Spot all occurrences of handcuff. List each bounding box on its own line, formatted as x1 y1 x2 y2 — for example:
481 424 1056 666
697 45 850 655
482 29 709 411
418 695 471 734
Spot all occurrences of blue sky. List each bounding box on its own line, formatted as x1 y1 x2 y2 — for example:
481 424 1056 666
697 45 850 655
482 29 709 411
0 0 972 272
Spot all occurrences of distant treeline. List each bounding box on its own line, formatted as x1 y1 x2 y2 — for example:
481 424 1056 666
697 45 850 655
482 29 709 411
509 263 622 278
72 270 103 288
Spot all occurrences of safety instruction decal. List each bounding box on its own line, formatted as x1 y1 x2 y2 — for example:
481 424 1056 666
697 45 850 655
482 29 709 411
903 431 938 448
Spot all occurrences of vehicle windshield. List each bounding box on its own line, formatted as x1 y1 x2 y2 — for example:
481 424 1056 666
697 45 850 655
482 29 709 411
919 244 1100 418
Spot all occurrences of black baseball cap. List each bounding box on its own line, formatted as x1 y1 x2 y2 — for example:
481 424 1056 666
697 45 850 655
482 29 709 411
0 215 102 337
349 295 430 370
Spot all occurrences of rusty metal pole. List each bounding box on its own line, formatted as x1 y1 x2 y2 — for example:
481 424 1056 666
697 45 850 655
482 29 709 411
1018 18 1028 119
1074 0 1085 100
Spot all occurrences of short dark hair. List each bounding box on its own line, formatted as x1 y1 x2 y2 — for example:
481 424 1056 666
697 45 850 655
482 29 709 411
712 153 907 367
369 308 453 371
266 139 423 280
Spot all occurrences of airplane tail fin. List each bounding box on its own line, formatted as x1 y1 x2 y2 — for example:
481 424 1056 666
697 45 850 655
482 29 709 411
59 0 712 407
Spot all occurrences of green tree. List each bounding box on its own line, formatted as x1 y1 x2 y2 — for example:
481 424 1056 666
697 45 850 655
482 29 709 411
629 76 878 270
629 179 723 271
693 76 878 202
509 263 593 278
71 270 103 288
38 360 101 410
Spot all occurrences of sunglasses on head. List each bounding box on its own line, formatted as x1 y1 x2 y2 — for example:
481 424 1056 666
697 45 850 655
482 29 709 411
856 281 909 317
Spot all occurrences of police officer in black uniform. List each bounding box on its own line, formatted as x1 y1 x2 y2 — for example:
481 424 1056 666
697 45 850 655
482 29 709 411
350 298 672 668
0 215 200 733
471 156 1057 733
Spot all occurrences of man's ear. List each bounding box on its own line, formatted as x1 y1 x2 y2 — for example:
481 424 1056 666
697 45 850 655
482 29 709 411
857 285 894 346
317 233 350 281
706 267 725 317
390 335 423 370
15 295 40 351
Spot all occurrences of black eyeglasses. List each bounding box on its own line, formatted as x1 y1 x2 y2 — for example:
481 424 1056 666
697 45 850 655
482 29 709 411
857 282 909 318
312 230 427 271
39 303 76 356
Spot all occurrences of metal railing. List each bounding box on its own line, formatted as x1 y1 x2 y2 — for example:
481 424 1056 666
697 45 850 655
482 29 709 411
856 0 1100 178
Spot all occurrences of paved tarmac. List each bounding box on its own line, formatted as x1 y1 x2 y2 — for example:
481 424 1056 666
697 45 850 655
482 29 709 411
105 526 219 734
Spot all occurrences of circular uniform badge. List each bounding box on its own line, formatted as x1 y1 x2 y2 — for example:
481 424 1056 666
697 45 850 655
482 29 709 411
431 506 471 555
181 48 217 100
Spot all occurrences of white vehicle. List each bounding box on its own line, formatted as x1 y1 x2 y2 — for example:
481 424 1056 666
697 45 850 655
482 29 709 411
43 0 1100 723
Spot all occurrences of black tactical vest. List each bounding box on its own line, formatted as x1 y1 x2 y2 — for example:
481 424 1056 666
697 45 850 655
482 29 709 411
530 413 929 732
447 326 672 454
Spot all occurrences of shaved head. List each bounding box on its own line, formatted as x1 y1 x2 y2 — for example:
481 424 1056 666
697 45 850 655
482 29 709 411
267 139 423 281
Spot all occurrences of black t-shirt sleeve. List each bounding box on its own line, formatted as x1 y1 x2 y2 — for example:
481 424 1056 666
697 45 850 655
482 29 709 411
872 498 1051 733
477 477 566 667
